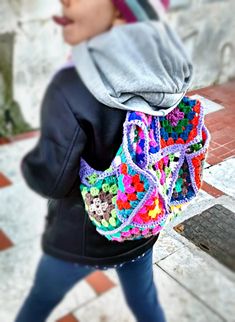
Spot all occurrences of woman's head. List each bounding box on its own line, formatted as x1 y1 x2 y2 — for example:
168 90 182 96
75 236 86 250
54 0 168 46
54 0 125 46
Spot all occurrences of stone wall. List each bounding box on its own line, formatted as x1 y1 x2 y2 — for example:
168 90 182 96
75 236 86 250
0 0 234 132
0 0 68 133
169 0 235 89
0 32 30 137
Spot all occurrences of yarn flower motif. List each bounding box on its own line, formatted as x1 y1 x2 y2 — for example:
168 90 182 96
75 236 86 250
166 107 185 127
89 198 109 216
87 173 98 185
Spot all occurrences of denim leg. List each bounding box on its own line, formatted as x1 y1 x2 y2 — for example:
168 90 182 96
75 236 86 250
116 248 166 322
15 255 95 322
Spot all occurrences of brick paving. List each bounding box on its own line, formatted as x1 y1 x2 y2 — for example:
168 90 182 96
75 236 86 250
190 81 235 165
57 314 79 322
201 182 225 198
0 229 14 251
0 173 12 189
85 271 116 295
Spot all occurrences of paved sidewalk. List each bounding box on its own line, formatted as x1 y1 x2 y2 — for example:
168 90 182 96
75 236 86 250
0 81 234 322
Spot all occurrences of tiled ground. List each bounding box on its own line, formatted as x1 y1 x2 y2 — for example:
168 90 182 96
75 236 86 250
0 81 235 322
190 81 235 166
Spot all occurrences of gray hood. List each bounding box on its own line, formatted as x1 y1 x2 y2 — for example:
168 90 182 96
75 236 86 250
72 20 193 116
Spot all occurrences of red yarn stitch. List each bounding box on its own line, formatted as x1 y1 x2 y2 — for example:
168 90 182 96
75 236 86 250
128 193 138 201
120 163 128 174
132 174 140 184
161 138 167 148
167 138 174 145
135 183 144 192
193 102 201 113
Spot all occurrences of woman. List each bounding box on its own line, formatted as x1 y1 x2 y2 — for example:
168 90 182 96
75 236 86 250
15 1 179 321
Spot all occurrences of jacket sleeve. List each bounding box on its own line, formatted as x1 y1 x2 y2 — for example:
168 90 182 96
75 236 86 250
21 80 87 199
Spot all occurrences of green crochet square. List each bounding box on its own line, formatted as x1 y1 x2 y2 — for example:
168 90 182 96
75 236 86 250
175 125 183 133
88 174 98 185
180 118 189 126
165 125 173 133
162 119 169 127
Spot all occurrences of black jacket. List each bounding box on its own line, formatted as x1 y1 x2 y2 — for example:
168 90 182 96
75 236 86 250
21 67 160 266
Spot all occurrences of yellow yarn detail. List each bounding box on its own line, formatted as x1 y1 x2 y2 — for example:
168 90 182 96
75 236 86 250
148 200 162 219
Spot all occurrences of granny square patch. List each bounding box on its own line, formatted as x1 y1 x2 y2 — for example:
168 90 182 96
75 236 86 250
79 96 210 242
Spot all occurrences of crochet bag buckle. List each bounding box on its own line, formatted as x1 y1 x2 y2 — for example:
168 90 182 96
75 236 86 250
79 96 210 242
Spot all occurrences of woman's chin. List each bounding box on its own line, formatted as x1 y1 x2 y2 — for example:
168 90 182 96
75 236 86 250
63 28 81 46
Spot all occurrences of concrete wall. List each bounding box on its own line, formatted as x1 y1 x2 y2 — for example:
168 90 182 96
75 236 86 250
0 0 68 133
0 0 234 132
169 0 235 89
0 32 30 137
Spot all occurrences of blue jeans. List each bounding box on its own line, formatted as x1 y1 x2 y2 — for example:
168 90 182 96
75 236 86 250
15 248 166 322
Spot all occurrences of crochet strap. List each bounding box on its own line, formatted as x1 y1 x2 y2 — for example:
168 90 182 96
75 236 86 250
123 112 151 169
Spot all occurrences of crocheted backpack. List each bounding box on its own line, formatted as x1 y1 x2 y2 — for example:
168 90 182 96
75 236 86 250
79 96 210 242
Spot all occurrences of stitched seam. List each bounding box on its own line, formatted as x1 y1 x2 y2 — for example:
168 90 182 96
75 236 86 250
48 125 81 196
40 135 67 149
52 82 84 130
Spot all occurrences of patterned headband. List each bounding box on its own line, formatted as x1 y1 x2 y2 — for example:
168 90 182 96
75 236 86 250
112 0 169 23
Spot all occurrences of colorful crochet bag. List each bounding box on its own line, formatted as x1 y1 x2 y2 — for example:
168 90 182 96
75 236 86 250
79 96 210 242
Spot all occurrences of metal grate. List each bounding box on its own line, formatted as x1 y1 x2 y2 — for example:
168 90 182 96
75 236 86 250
174 204 235 272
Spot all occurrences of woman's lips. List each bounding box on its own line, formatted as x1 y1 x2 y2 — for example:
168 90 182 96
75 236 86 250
53 15 74 27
